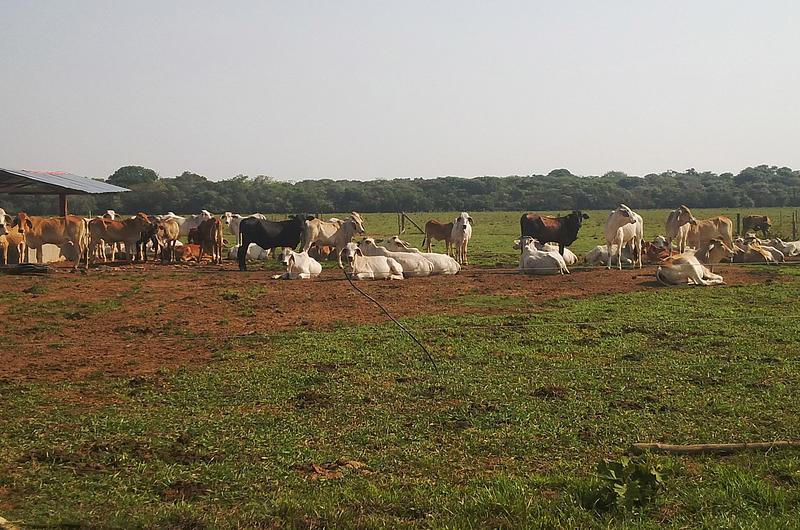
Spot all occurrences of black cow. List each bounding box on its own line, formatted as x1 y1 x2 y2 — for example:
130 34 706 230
520 210 589 256
238 215 305 271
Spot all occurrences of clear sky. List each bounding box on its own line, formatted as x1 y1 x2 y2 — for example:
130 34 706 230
2 1 799 181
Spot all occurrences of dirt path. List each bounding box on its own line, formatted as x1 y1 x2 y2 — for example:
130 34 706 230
0 263 775 382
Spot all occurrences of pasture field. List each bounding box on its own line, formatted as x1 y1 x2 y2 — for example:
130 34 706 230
258 207 800 268
1 209 800 529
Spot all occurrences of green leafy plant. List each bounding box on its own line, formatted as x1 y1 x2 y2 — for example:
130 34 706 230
588 456 665 513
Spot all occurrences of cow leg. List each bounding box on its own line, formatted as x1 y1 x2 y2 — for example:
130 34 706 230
1 244 7 265
606 243 613 270
464 239 469 265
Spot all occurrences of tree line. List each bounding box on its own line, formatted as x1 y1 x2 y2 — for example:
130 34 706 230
2 164 799 216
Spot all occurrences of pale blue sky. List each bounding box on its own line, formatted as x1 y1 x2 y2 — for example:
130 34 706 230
2 1 799 181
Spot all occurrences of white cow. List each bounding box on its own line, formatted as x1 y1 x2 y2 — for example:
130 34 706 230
228 243 270 261
656 252 726 286
769 238 800 257
665 205 696 254
514 238 577 266
358 238 434 277
0 208 10 236
451 212 473 265
517 237 569 275
273 248 322 280
381 236 461 275
605 204 643 269
222 212 268 245
584 244 634 266
339 242 404 280
160 211 213 237
302 212 366 267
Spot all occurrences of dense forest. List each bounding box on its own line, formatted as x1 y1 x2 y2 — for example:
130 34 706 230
2 164 799 216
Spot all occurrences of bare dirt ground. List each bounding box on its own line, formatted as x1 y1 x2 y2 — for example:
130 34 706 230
0 263 778 383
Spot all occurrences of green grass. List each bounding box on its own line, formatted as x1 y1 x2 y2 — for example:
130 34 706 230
2 272 800 528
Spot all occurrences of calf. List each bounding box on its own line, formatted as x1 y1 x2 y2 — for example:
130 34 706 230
339 242 404 280
274 248 322 279
517 237 569 275
422 220 454 255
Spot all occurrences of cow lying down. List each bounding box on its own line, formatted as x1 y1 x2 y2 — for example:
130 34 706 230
656 251 725 286
272 248 322 280
516 237 569 275
340 242 404 280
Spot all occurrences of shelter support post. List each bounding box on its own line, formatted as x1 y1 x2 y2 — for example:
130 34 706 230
59 194 68 216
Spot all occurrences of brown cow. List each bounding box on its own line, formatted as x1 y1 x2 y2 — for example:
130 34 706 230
520 211 589 256
687 216 734 250
88 213 152 264
742 215 771 238
0 225 25 265
13 212 88 269
422 220 454 255
177 243 203 262
641 241 670 264
195 218 224 264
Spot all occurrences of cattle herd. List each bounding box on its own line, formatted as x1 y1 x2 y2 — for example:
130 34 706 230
0 205 797 286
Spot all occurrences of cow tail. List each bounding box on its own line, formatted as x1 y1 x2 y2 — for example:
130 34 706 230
655 266 670 287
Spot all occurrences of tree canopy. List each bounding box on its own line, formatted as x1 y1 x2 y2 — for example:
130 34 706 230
2 165 799 216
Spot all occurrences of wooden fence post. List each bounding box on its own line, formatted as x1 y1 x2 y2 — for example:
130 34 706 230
736 213 741 236
793 211 797 240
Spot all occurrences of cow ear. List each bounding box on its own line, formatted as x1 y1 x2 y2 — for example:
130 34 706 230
288 255 295 267
4 215 12 224
467 217 473 225
356 248 363 256
26 219 33 229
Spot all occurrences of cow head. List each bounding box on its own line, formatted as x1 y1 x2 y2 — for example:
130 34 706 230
455 212 473 231
349 212 365 235
707 237 735 263
280 247 295 267
0 209 7 236
339 242 362 269
12 212 33 233
199 209 213 221
221 212 235 226
569 211 589 227
676 205 697 226
616 204 638 224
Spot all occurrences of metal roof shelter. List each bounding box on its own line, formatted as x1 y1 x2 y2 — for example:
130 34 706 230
0 168 129 216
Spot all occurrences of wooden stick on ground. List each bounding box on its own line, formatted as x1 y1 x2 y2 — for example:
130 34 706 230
630 441 800 455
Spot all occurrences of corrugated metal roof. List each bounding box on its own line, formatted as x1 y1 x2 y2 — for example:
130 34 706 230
0 168 130 194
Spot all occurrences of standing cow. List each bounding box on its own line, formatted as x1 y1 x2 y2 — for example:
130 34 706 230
238 216 306 271
520 210 589 256
451 212 473 265
301 212 365 267
742 215 772 238
13 212 89 269
604 204 643 269
665 205 696 255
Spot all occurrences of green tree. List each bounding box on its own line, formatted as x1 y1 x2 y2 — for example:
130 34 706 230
107 166 159 189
